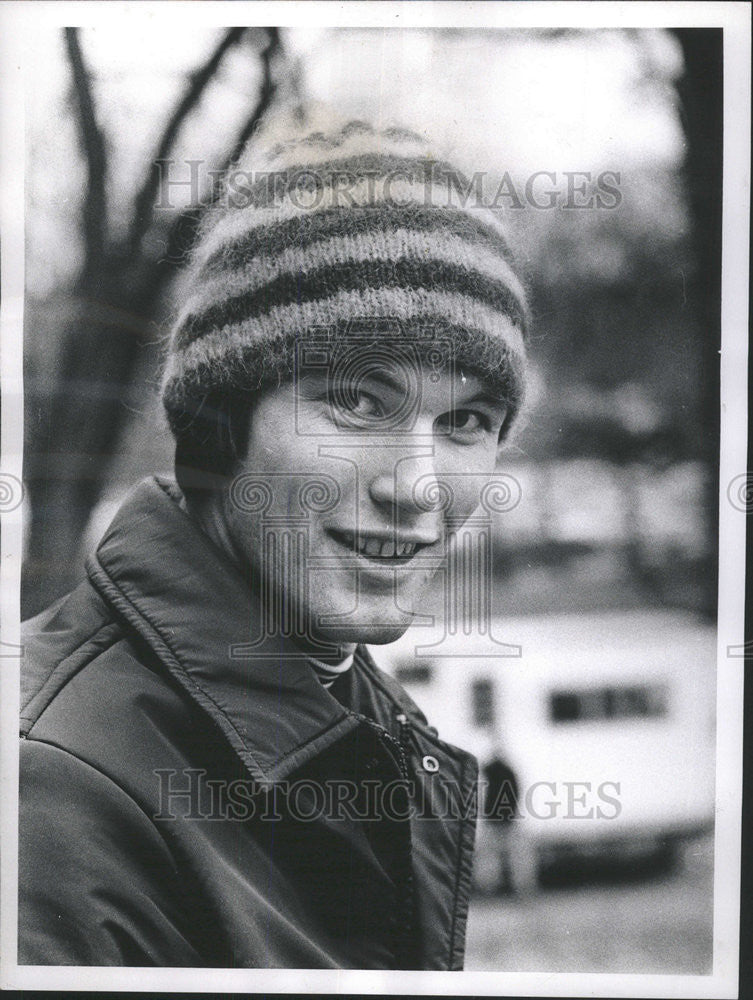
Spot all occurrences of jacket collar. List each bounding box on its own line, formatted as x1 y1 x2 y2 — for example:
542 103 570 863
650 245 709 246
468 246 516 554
86 476 360 785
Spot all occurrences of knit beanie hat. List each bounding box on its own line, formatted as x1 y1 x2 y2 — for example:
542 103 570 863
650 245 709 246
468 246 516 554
162 110 530 439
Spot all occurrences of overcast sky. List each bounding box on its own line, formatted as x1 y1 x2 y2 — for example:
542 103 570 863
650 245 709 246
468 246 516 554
25 27 685 297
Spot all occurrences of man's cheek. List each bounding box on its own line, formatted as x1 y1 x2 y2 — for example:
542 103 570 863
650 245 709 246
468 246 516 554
445 493 485 529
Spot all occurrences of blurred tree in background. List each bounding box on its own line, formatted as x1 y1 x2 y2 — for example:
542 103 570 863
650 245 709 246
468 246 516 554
22 27 722 620
24 26 287 615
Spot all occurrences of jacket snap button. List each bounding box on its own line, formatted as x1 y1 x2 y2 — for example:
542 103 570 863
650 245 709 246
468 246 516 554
422 755 439 773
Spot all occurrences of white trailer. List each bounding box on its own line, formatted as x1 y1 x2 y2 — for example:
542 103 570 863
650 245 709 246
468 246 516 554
371 609 716 892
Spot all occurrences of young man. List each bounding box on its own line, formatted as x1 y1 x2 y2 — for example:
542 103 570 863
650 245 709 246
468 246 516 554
19 117 528 969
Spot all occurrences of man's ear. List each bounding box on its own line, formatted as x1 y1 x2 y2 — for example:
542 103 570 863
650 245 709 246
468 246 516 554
495 396 529 464
495 418 513 468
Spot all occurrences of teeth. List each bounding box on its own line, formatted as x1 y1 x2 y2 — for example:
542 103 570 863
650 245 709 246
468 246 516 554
346 535 419 558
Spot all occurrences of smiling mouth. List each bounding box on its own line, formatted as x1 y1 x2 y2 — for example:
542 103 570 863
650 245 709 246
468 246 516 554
329 530 432 562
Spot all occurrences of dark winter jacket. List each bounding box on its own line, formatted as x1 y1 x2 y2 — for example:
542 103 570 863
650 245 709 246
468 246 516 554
19 477 478 969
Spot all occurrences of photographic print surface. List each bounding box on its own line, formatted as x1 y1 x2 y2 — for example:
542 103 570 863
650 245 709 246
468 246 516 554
0 2 748 996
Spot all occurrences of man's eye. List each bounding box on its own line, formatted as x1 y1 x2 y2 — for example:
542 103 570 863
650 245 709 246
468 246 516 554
329 388 384 423
436 409 488 436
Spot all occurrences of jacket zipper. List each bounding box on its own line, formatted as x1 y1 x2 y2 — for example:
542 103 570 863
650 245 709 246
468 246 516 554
348 709 415 968
392 710 415 969
394 711 411 772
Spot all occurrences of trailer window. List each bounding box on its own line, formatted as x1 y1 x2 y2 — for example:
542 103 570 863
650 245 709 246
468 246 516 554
471 678 495 727
549 683 668 723
394 661 433 684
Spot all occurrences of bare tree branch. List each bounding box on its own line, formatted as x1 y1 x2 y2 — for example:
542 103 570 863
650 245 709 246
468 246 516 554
64 27 107 269
25 26 292 617
144 27 283 294
126 26 248 258
218 27 281 181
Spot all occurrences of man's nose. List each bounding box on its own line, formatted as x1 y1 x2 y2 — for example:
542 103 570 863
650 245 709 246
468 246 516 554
367 448 442 518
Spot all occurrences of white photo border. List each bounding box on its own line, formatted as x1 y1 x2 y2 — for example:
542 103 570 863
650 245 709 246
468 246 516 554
1 2 749 996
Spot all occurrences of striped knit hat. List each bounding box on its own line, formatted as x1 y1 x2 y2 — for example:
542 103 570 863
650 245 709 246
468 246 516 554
162 111 530 438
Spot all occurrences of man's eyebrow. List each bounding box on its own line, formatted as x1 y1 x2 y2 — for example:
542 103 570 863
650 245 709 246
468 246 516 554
460 390 507 411
330 366 413 397
357 370 505 409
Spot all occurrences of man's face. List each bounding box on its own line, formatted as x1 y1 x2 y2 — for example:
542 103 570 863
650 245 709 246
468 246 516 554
220 349 509 653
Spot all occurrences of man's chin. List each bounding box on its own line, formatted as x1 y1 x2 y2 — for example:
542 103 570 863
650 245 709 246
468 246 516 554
313 618 414 648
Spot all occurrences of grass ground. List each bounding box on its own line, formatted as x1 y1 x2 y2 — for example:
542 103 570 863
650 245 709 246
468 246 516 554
464 833 714 973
